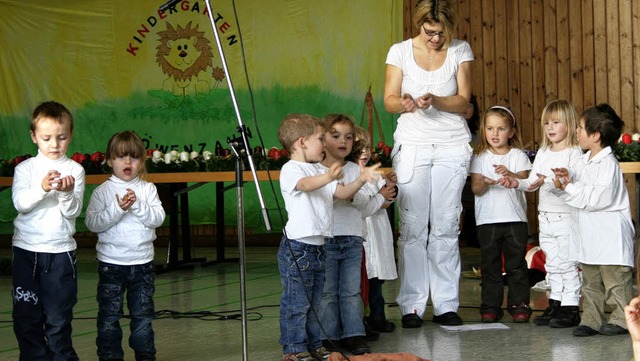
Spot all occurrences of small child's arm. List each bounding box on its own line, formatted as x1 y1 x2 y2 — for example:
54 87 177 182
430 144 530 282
296 162 342 192
130 184 166 228
334 162 382 200
470 173 497 196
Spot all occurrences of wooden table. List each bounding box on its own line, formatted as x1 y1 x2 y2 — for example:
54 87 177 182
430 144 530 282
0 171 282 271
2 164 639 269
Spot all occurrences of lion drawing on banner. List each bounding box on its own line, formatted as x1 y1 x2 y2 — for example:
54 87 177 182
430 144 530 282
156 21 223 97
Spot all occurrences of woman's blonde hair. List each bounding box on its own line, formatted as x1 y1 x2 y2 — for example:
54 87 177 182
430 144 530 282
413 0 457 49
539 100 579 149
475 106 523 154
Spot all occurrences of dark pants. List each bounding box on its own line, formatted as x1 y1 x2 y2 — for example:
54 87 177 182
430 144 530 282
368 278 386 321
96 261 156 361
477 222 529 313
12 246 79 361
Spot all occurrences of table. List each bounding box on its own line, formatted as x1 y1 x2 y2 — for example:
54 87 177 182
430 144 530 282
0 171 282 271
2 163 639 269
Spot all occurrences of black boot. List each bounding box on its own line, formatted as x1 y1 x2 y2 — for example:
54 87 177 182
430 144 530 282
533 299 561 326
549 306 581 328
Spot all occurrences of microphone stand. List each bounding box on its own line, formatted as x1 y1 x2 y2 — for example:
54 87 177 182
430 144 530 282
202 2 272 360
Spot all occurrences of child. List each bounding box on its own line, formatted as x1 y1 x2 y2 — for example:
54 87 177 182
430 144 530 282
348 127 398 334
277 114 380 361
85 130 166 361
11 101 85 360
551 103 635 337
318 114 378 355
470 106 532 323
502 100 583 328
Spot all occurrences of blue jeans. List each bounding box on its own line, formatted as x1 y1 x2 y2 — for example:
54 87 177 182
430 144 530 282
278 237 325 354
12 246 79 361
320 236 365 339
96 261 156 361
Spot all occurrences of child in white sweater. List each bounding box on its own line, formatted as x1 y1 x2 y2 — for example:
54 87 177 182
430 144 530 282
85 130 166 361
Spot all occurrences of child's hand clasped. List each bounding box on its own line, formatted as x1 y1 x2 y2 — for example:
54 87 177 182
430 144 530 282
116 188 136 210
42 170 75 192
551 167 570 190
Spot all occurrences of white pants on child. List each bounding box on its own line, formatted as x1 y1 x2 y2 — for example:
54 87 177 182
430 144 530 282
538 211 581 306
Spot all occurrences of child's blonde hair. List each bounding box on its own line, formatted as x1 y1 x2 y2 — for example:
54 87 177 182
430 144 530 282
475 106 523 154
323 114 356 134
539 100 579 149
106 130 147 178
278 114 324 154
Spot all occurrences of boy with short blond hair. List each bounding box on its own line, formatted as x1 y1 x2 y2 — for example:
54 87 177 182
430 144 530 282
12 101 85 360
277 113 380 361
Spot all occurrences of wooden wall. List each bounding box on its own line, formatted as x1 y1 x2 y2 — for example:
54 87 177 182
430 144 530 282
404 0 640 146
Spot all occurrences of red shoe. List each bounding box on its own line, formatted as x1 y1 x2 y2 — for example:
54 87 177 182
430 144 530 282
481 312 498 323
512 312 530 323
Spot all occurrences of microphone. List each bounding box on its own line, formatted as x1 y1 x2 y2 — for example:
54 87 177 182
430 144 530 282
159 0 181 11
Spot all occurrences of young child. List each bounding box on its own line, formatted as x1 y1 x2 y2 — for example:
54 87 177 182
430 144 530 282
551 103 635 337
502 100 583 328
11 101 85 360
348 127 398 334
277 114 380 361
85 130 166 361
470 106 532 323
319 114 381 355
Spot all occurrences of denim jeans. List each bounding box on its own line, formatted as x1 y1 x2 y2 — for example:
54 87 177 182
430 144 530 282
320 236 365 339
368 278 387 321
12 246 79 361
278 237 326 354
96 261 156 361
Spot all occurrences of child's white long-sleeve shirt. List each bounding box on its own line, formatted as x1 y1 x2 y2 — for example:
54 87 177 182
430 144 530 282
12 152 85 253
85 175 165 265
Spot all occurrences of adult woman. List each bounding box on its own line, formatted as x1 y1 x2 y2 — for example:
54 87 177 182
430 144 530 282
383 0 473 328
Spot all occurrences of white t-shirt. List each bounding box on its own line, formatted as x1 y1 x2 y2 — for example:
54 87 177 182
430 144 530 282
319 161 366 237
470 148 532 225
280 160 337 245
386 39 474 145
518 146 583 213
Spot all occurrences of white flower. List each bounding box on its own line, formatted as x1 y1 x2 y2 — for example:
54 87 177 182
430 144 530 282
190 151 199 160
203 150 213 160
152 150 162 160
179 151 189 162
164 153 172 164
633 133 640 142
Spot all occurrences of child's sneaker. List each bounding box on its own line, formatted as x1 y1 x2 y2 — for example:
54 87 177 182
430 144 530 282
533 299 561 326
310 346 332 360
509 302 532 323
549 306 580 328
283 351 315 361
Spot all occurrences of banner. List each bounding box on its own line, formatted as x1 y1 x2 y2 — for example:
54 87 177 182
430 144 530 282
0 0 403 233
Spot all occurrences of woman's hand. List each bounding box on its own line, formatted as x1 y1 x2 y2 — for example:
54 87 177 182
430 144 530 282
401 93 417 112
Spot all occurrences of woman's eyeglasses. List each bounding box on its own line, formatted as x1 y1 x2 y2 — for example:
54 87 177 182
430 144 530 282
423 25 444 38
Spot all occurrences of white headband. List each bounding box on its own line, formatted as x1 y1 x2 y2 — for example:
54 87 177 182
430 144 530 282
489 105 516 125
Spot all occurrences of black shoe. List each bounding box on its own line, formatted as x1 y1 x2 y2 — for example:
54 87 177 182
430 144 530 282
599 323 629 335
363 320 380 341
341 336 370 355
549 306 581 328
322 339 340 352
533 299 561 326
572 325 599 337
401 313 423 328
135 353 156 361
432 312 463 326
368 318 396 333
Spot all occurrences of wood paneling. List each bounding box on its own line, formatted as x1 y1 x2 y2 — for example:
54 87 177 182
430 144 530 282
403 0 640 234
404 0 640 140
